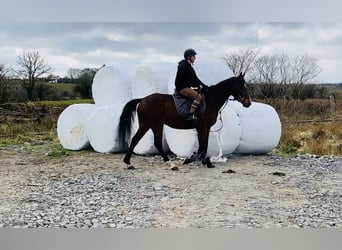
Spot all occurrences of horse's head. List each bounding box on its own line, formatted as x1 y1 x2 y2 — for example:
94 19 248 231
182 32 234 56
232 72 251 107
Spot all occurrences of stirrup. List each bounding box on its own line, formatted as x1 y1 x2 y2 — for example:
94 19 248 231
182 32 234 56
186 113 197 121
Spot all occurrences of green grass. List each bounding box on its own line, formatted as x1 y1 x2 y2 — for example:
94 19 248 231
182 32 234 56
46 140 69 157
28 99 94 106
276 144 298 156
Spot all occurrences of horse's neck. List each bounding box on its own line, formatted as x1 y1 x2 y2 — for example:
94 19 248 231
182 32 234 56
207 83 233 112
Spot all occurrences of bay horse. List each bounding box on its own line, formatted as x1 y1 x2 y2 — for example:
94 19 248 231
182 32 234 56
117 72 251 169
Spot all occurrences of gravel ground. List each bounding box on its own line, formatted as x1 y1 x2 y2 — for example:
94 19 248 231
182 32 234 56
0 142 341 228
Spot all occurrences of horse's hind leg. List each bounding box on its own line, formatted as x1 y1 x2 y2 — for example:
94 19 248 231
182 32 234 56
124 126 149 167
152 126 169 162
151 126 180 170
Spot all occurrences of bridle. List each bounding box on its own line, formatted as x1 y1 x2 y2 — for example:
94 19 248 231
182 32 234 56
237 95 246 103
235 84 248 104
210 99 228 133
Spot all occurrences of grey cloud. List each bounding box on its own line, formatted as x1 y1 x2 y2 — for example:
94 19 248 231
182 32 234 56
0 22 341 82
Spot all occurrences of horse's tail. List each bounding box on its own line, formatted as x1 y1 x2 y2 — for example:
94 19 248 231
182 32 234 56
117 98 142 149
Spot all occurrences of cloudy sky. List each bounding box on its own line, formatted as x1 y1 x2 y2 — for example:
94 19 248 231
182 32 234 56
1 1 342 84
1 22 342 84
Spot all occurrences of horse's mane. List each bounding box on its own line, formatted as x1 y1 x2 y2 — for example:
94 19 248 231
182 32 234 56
205 76 237 111
213 76 237 90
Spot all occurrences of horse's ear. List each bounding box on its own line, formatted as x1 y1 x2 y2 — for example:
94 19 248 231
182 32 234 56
239 72 245 78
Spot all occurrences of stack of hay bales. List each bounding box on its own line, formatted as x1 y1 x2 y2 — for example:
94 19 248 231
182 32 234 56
57 65 170 155
57 66 129 153
57 64 282 160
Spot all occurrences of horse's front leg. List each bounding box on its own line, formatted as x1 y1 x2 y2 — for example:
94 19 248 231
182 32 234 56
204 156 215 168
196 128 215 168
196 151 215 168
183 152 197 165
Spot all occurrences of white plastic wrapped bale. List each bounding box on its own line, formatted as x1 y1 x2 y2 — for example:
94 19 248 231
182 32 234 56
130 111 170 155
152 66 171 94
167 66 177 94
227 101 282 154
86 104 126 153
128 66 170 155
195 58 234 86
92 65 130 106
164 126 198 158
164 107 241 159
207 106 241 157
131 66 168 99
57 103 96 150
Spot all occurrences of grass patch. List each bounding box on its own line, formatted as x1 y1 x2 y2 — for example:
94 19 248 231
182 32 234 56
0 117 56 139
29 99 94 106
277 144 298 155
277 121 342 156
46 141 69 157
0 138 13 146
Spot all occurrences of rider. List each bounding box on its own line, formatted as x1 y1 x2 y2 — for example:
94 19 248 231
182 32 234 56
175 48 208 121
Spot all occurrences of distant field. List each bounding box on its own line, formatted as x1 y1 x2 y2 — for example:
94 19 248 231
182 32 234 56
47 82 78 92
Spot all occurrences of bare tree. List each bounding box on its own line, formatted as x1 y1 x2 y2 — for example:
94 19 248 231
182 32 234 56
292 54 322 83
250 55 284 100
277 53 292 85
221 47 261 76
0 64 12 103
66 68 82 80
251 55 279 83
73 68 97 99
12 51 52 100
222 48 322 99
290 54 322 99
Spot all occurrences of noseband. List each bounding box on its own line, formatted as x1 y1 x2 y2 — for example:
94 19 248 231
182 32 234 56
238 95 246 103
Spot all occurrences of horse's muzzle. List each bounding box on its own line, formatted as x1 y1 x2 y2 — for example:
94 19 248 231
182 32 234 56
240 95 252 107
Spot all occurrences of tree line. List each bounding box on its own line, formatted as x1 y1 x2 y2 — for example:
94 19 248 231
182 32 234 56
221 48 331 100
0 51 100 103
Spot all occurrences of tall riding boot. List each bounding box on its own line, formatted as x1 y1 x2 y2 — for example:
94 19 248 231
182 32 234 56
186 99 200 121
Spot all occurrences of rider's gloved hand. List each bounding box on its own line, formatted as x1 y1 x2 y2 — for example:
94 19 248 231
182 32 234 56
200 84 209 91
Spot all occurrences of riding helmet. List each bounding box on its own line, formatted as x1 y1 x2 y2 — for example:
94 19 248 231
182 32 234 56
184 48 197 59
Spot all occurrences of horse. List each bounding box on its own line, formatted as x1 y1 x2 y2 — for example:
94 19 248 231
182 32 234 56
117 72 251 169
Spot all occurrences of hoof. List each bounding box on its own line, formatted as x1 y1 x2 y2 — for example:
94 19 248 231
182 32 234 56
171 166 179 171
123 155 131 165
201 157 215 168
183 158 192 164
127 165 136 170
207 163 215 168
183 153 196 165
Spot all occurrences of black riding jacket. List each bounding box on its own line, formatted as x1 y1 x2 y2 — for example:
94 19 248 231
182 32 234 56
175 59 206 91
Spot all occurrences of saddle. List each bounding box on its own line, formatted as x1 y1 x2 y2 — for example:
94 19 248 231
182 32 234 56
172 93 206 117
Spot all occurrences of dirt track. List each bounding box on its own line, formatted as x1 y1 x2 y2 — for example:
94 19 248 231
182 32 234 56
0 142 341 228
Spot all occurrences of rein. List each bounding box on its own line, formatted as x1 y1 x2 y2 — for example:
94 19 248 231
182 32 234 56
210 99 228 133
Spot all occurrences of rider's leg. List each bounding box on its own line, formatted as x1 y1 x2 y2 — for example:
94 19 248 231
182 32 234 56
179 88 202 120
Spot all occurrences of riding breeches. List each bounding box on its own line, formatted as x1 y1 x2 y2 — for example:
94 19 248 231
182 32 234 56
178 87 202 113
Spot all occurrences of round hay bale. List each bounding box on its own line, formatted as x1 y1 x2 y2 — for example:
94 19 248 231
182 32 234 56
57 104 96 150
